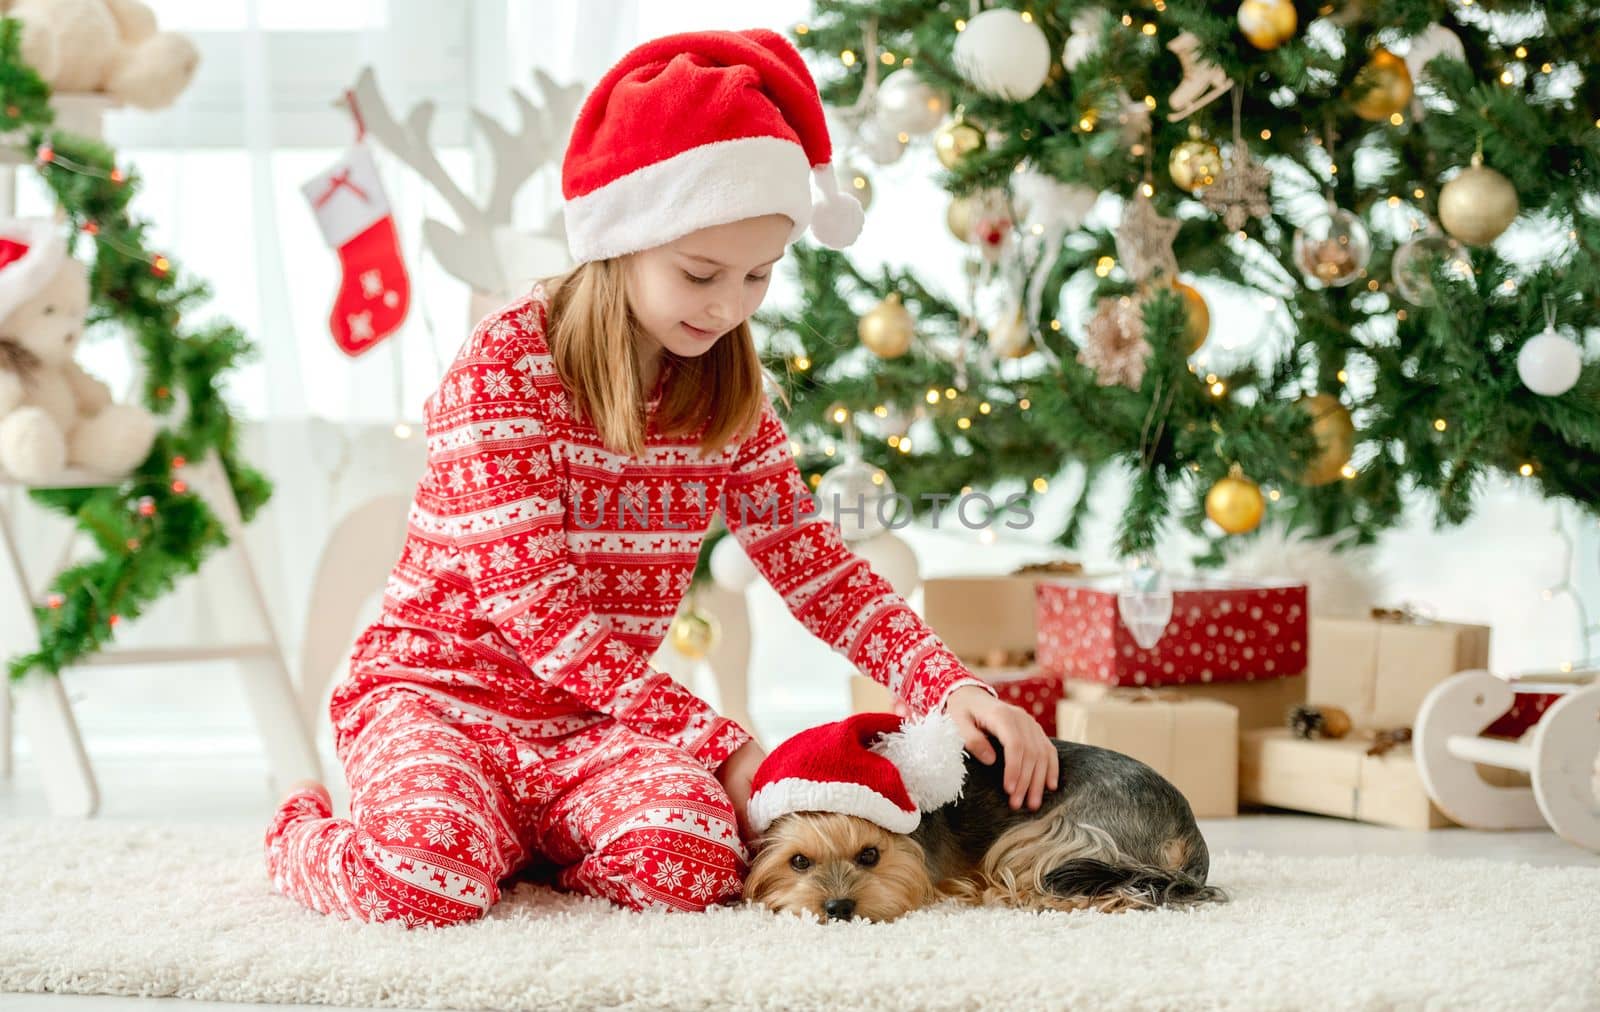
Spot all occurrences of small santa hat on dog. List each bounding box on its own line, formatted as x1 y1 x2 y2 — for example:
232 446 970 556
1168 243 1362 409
561 28 865 265
747 711 969 835
0 219 67 323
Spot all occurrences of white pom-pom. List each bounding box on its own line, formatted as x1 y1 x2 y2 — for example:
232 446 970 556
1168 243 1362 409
870 711 967 811
809 165 865 249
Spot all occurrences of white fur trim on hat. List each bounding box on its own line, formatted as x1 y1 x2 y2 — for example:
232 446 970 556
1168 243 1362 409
0 218 67 324
747 776 922 836
870 711 968 811
564 135 814 264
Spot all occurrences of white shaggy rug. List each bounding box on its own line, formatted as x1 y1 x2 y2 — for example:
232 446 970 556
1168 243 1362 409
1 821 1596 1011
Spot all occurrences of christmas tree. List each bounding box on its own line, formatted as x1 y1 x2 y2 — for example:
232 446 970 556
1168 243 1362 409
760 0 1600 564
1 18 271 681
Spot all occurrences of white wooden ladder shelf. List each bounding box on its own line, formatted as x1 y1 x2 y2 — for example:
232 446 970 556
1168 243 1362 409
0 455 321 816
1415 668 1600 852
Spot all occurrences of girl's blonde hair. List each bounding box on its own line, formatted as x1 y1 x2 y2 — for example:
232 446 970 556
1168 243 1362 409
542 258 770 458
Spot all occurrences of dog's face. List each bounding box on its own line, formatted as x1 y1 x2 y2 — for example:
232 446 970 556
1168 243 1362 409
743 813 937 922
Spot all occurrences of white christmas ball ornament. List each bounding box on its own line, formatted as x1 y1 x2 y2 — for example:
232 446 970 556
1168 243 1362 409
1012 171 1098 233
851 529 921 598
709 535 758 592
816 457 899 542
874 69 947 137
857 116 908 165
1517 326 1583 397
953 9 1052 101
1404 24 1465 83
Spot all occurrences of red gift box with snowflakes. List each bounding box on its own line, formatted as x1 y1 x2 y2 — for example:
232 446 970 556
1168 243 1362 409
1035 577 1308 688
981 666 1064 736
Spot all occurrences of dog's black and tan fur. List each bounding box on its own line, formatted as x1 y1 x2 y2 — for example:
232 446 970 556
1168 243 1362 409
745 738 1226 921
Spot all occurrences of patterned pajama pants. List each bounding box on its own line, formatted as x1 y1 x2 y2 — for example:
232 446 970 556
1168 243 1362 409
263 690 747 927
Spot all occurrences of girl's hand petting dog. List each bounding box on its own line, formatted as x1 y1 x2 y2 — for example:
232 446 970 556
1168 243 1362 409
943 685 1060 810
717 738 769 845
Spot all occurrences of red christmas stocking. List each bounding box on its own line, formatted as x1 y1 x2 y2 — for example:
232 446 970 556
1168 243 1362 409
302 141 410 357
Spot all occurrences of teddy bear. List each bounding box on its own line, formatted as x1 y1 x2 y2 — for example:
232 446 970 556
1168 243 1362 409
0 218 157 484
3 0 199 109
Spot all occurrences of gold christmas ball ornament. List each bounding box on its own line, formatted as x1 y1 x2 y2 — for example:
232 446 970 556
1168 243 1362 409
935 114 986 170
1169 139 1223 193
1438 156 1519 246
1296 393 1355 487
858 292 916 359
1173 281 1210 354
1237 0 1297 50
987 310 1033 359
947 194 976 243
1350 46 1413 122
1205 468 1266 535
669 607 720 661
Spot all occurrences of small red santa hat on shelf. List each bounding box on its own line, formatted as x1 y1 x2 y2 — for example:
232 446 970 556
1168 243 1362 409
747 711 969 835
561 28 864 265
0 219 66 323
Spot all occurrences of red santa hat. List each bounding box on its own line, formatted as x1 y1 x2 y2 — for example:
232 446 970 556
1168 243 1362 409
747 711 969 835
561 28 865 265
0 218 67 323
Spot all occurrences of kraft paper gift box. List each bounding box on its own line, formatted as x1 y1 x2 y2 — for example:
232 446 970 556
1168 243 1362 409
853 569 1077 728
1308 613 1491 728
1062 673 1307 730
1055 695 1239 818
1036 576 1308 688
1239 728 1452 829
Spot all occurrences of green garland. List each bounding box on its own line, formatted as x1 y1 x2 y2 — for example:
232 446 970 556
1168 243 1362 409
761 0 1600 564
1 17 271 681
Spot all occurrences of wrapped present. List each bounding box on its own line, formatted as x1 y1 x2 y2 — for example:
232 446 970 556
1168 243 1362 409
1056 693 1238 818
853 661 1064 734
1063 673 1306 730
1308 611 1490 728
1036 576 1308 688
1239 728 1451 829
852 566 1078 725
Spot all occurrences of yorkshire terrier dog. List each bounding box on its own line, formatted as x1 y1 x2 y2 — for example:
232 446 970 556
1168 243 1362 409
743 715 1226 922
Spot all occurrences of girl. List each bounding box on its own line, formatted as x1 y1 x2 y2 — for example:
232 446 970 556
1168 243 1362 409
265 28 1057 927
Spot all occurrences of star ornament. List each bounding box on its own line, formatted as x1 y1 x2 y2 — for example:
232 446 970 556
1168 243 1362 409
1201 146 1273 233
1114 189 1180 283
